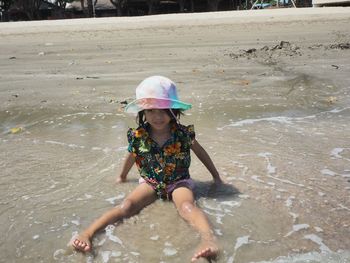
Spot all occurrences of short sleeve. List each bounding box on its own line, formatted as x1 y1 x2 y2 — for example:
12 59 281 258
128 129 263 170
127 128 135 153
178 124 195 146
186 125 195 144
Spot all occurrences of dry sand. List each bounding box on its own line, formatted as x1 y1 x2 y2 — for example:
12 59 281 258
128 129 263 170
0 8 349 111
1 7 350 110
1 7 350 263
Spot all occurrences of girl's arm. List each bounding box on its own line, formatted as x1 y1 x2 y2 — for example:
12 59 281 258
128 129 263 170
191 139 223 184
116 152 135 183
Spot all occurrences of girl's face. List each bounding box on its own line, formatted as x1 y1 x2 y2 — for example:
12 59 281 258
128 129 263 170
144 109 171 131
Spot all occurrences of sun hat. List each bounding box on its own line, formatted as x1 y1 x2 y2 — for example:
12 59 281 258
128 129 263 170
125 76 192 114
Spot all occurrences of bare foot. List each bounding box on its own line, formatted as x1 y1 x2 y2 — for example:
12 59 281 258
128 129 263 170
191 238 219 262
70 233 92 252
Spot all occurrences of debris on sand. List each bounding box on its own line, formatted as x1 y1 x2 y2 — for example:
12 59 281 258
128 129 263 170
228 41 302 62
327 43 350 50
309 42 350 50
9 127 23 134
326 96 337 104
331 64 339 69
228 41 350 63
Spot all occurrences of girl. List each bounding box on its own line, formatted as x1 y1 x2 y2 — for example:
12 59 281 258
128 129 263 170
71 75 224 262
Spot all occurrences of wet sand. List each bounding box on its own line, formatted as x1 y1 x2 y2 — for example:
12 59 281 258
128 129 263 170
1 8 350 263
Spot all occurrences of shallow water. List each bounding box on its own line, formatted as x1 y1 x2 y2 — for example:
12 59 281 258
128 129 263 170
1 73 349 262
1 19 350 263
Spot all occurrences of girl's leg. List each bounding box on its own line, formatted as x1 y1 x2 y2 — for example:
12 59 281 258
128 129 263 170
71 183 157 252
172 187 219 262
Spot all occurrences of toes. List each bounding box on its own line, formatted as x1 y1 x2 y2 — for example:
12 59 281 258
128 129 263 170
191 248 210 261
72 239 90 251
192 247 217 262
79 242 88 250
72 239 80 248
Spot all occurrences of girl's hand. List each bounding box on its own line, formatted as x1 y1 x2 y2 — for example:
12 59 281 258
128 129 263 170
213 176 227 185
213 178 223 185
115 176 127 184
213 177 225 184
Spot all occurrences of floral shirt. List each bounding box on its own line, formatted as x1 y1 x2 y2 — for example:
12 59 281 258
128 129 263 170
127 123 195 197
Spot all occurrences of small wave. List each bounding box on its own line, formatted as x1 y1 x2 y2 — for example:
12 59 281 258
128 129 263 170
218 107 350 129
251 250 350 263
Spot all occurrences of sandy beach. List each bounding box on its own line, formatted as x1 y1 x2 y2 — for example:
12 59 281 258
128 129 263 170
1 7 350 262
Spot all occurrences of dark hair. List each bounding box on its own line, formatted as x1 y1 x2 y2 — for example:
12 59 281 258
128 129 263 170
137 109 183 126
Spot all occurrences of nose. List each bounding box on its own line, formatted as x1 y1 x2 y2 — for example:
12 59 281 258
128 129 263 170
153 110 164 119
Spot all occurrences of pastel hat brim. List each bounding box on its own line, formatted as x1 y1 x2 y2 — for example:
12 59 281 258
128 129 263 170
125 97 192 114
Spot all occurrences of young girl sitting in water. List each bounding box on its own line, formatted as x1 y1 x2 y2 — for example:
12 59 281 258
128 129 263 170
71 75 224 262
